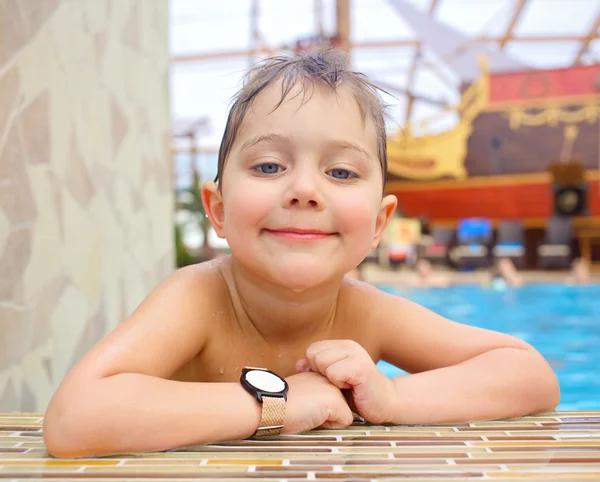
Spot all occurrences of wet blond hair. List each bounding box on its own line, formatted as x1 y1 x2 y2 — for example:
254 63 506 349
215 48 388 188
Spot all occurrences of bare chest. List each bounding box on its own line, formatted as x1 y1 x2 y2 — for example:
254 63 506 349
171 318 378 384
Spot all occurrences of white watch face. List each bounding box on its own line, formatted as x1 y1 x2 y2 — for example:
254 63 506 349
246 370 285 393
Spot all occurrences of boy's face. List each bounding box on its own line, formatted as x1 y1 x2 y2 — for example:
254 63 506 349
204 81 396 289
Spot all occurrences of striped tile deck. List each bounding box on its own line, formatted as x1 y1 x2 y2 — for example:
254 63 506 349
1 412 600 480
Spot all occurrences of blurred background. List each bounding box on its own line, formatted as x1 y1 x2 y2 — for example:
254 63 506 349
0 0 599 413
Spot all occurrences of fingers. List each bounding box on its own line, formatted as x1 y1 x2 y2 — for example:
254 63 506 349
319 403 354 429
304 340 372 389
324 359 355 389
308 347 349 377
295 359 310 373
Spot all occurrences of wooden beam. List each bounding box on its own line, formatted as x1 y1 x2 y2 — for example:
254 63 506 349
403 0 441 125
170 35 596 63
574 12 600 64
336 0 351 53
500 0 528 49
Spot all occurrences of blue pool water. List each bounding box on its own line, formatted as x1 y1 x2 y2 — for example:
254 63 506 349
375 283 600 410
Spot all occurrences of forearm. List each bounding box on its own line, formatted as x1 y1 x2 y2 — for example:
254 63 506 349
388 348 560 425
43 374 261 458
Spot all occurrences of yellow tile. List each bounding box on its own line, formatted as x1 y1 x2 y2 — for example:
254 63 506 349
0 413 44 418
0 453 50 459
123 458 283 466
0 460 119 466
0 465 81 473
206 459 282 465
193 452 390 460
0 415 42 419
84 465 248 473
0 436 43 442
472 441 600 447
12 442 46 448
0 422 42 427
121 459 201 465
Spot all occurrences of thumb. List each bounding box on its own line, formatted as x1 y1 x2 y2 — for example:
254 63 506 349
295 359 310 373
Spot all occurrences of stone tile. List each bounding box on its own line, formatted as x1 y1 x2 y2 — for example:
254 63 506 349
30 275 70 349
46 171 64 239
0 122 37 226
110 96 128 157
22 166 65 302
0 209 9 258
19 0 60 38
0 68 22 163
0 304 32 368
0 381 17 413
49 284 89 379
65 133 95 206
0 1 28 68
122 1 141 52
18 91 51 165
19 380 36 413
68 299 107 369
83 0 109 34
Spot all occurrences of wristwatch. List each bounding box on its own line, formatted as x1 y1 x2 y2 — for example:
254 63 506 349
240 366 289 437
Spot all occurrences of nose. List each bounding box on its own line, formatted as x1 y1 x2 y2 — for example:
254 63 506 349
282 167 324 210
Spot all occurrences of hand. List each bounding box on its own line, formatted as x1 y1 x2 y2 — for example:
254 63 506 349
296 340 395 424
282 371 354 434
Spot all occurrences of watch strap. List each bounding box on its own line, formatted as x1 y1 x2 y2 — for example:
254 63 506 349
253 395 286 437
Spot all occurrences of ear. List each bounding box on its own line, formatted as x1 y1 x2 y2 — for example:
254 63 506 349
372 194 397 249
201 181 226 239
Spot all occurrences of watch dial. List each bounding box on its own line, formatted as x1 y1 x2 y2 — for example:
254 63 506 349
246 370 285 393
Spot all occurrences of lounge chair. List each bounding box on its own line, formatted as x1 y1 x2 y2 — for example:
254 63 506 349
537 217 573 269
493 221 526 268
455 218 492 269
421 227 455 265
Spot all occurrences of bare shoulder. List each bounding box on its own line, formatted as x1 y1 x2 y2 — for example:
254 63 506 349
342 280 533 374
63 257 232 382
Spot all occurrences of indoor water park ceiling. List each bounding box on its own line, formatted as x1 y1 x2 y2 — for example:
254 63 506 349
169 0 600 150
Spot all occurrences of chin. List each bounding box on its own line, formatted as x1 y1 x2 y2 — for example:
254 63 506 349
269 257 339 290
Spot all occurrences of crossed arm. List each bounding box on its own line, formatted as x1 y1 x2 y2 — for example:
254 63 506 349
299 291 560 425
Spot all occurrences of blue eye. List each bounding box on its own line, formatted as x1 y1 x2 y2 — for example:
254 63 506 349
255 163 283 174
329 168 356 180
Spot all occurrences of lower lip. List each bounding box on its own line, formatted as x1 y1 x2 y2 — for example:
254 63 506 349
264 230 335 240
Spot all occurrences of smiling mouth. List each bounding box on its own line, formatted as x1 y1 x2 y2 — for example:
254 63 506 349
263 228 336 240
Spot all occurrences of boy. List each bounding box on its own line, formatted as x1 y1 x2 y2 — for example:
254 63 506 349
43 49 559 458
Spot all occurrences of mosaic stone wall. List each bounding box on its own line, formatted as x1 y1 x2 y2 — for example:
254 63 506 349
0 0 174 412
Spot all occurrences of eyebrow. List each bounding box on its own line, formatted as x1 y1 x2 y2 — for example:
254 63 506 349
325 140 372 161
240 133 372 160
239 133 288 152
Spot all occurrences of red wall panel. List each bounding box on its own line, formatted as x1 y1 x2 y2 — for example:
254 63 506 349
390 180 599 221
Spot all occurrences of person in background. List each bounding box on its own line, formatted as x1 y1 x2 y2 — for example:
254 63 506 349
495 258 523 288
566 258 591 285
412 259 451 288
